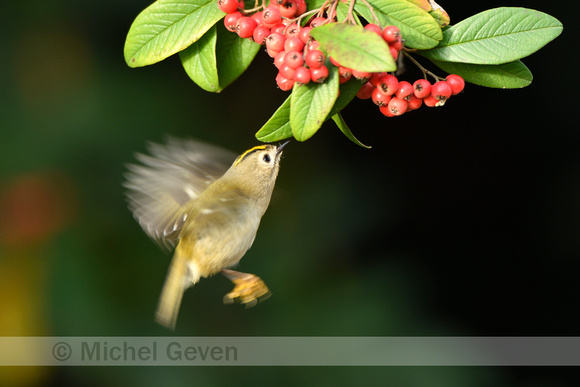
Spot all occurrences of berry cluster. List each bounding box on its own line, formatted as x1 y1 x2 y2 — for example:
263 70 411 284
217 1 465 117
355 68 465 117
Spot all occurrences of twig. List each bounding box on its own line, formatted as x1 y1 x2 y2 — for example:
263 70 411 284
401 51 444 81
359 0 380 25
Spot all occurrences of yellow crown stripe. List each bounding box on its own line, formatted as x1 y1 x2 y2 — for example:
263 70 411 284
233 145 269 166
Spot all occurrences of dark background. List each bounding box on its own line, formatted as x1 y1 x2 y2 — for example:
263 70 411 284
1 0 578 385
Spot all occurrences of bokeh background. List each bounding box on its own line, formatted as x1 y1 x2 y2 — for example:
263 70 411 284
1 0 578 385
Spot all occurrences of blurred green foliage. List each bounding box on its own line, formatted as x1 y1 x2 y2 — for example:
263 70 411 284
0 1 578 386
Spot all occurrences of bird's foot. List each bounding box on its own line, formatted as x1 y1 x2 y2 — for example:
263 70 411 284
221 269 271 307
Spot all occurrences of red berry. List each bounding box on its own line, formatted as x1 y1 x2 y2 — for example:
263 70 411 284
279 64 296 80
251 11 263 24
379 104 395 117
423 94 441 107
236 16 257 38
395 81 413 100
304 49 325 69
293 66 311 84
276 73 295 91
389 39 403 52
310 65 329 83
266 32 285 53
270 23 286 35
307 40 320 51
310 17 326 28
387 97 407 116
352 69 372 82
431 81 452 101
413 79 431 99
252 25 270 45
356 82 374 99
274 51 286 69
372 87 392 107
382 25 401 44
278 1 297 18
406 94 423 111
263 6 282 25
338 66 352 83
369 72 387 86
389 46 399 60
298 26 312 44
267 48 280 58
377 74 399 95
284 50 303 69
217 0 239 14
295 0 307 16
284 37 304 53
224 11 242 32
285 23 301 38
446 74 465 95
364 24 382 36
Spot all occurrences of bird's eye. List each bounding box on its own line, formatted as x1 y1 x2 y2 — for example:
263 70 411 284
262 153 271 163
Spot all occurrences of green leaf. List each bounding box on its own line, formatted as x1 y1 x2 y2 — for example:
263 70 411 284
255 96 293 142
179 24 260 92
290 64 339 141
419 7 563 64
256 80 363 143
310 23 395 73
332 114 371 148
124 0 224 67
214 23 260 91
356 0 442 49
180 25 219 92
429 59 533 89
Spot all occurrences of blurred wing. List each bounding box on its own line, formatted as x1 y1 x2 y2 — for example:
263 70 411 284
123 137 236 251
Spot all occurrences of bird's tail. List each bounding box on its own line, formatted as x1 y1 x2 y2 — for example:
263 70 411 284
155 251 199 330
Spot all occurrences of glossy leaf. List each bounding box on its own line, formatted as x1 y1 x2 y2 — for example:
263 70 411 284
180 26 219 92
405 0 431 12
256 80 364 142
357 0 442 49
332 114 371 149
214 24 260 91
290 64 340 141
310 24 395 72
125 0 224 67
180 24 260 92
420 7 563 64
255 97 293 142
429 59 533 89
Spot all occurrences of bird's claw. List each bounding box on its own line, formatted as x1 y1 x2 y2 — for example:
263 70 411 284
221 269 271 307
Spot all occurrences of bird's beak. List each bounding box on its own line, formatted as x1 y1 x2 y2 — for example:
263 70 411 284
277 140 290 155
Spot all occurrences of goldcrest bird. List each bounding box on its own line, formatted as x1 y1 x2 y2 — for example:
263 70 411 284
124 138 288 329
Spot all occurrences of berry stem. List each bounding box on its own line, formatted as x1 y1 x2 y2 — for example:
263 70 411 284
359 0 380 25
244 4 264 13
328 0 339 23
291 8 320 25
317 0 330 18
402 51 444 82
343 0 357 24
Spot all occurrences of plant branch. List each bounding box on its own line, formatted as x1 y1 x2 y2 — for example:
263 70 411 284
402 51 444 81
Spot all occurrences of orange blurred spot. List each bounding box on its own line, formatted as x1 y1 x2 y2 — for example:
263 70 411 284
0 172 77 248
